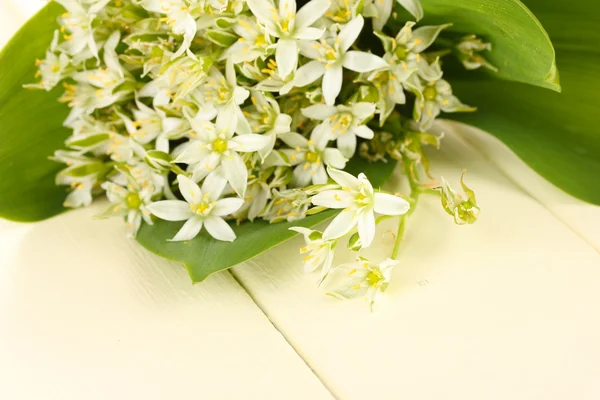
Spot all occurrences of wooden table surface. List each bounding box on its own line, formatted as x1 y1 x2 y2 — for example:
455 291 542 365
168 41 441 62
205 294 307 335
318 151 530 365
2 1 600 399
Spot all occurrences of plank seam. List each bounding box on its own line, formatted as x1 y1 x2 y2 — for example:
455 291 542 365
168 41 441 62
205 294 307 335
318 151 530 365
227 268 341 400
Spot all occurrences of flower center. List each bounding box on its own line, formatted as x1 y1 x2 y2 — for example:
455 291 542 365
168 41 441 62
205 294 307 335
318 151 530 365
191 201 212 215
394 45 408 60
331 113 353 134
212 138 228 153
255 34 266 46
306 151 319 163
424 86 438 101
126 192 142 209
366 271 382 286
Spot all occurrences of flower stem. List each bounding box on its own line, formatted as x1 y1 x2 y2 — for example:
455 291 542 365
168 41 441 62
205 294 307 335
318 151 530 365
391 215 406 260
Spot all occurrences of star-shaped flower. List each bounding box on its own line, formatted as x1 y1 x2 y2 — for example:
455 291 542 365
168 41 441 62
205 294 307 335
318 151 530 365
312 167 410 247
147 174 244 242
294 15 388 105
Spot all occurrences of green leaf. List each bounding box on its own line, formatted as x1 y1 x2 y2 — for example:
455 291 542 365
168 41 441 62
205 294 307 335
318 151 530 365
136 158 397 282
448 0 600 204
413 0 559 91
0 3 70 222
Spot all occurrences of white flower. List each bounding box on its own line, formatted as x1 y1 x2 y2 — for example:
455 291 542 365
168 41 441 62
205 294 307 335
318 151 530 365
295 15 388 105
414 59 475 131
147 174 244 242
262 188 309 223
221 16 276 63
121 98 186 151
367 0 423 31
328 257 398 309
324 0 360 24
266 125 347 186
312 167 410 247
247 0 331 78
289 227 336 282
174 106 270 195
201 59 252 134
53 152 107 208
141 54 212 101
245 91 292 158
98 180 154 238
253 58 297 95
55 0 110 58
141 0 201 58
301 102 375 157
24 31 71 91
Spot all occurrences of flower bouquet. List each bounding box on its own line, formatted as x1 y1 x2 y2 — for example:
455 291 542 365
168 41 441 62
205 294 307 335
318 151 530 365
0 0 598 307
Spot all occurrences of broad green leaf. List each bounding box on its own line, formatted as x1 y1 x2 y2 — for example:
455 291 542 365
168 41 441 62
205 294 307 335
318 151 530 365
448 0 600 204
407 0 560 91
0 3 70 222
136 158 397 282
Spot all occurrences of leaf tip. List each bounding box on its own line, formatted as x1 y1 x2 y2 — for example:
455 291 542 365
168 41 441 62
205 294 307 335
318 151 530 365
544 60 562 93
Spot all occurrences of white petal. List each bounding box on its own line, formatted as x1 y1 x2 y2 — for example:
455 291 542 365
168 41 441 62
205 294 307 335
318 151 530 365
174 143 210 164
294 27 324 40
201 169 228 200
216 104 237 137
338 14 364 52
177 174 203 204
222 153 248 196
322 64 343 106
212 197 245 216
357 209 376 248
230 133 270 152
337 132 357 158
310 123 330 150
371 0 392 31
295 0 331 29
204 216 236 242
247 0 277 27
279 132 309 148
291 164 314 187
351 102 376 120
225 58 237 87
327 166 360 188
147 200 193 221
191 152 221 182
323 209 357 240
235 106 252 135
294 60 325 87
398 0 424 21
298 40 321 59
353 125 374 139
280 0 297 16
312 190 354 208
274 113 292 133
313 164 328 184
248 186 269 220
276 39 298 78
170 217 204 241
233 87 250 105
323 148 347 168
374 193 411 215
301 104 337 120
342 51 388 73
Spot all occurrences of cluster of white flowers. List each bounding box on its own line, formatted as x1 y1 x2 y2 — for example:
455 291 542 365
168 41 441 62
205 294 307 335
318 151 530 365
30 0 487 307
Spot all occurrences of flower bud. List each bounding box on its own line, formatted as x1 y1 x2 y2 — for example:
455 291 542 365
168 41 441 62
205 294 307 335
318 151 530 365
144 150 172 173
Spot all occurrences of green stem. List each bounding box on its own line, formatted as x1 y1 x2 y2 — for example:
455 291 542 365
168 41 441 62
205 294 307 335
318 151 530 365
391 215 406 260
171 164 188 176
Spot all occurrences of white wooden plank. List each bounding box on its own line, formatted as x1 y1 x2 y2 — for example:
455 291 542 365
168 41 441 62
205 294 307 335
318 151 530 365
231 126 600 400
450 121 600 251
0 203 334 400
